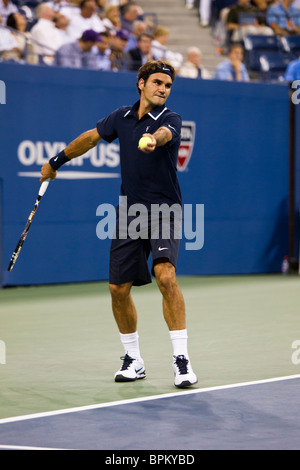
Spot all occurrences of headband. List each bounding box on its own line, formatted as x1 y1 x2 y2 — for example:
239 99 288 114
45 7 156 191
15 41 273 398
141 65 174 81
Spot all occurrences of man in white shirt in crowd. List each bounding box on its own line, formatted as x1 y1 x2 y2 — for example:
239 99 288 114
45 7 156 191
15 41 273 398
66 0 105 40
179 47 211 79
31 4 67 62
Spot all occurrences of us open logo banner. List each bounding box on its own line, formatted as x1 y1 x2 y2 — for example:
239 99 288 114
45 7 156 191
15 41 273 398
177 121 196 172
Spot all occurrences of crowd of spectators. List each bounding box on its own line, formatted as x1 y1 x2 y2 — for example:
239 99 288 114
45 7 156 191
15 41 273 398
0 0 299 81
208 0 300 80
0 0 185 72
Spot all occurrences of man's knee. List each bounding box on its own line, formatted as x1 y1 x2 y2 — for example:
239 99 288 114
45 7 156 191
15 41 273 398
154 262 177 293
109 282 132 301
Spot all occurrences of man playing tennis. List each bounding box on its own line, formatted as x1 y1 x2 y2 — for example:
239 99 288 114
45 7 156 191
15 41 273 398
40 59 198 388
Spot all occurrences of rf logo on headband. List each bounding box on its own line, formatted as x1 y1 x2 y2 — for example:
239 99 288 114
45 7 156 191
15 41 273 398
177 121 196 172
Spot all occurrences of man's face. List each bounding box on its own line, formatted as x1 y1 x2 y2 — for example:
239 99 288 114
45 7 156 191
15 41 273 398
139 72 173 107
189 51 201 67
229 46 243 63
137 36 152 55
82 0 97 18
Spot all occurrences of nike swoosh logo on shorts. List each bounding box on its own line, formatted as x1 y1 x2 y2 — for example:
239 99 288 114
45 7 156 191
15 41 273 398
158 247 168 251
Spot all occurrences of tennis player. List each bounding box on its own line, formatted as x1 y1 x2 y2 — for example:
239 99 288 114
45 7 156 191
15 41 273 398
40 59 198 388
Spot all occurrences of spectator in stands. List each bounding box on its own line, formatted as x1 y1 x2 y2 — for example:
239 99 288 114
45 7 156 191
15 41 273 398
109 27 130 71
31 4 66 63
102 4 121 33
227 0 274 42
54 12 73 45
0 12 19 58
284 56 300 79
53 28 102 68
179 46 212 79
124 19 146 51
151 26 183 70
2 12 38 64
252 0 272 18
57 1 81 21
151 26 169 59
127 32 155 71
67 0 106 40
214 43 250 81
199 0 212 27
120 2 141 33
0 0 17 26
267 0 300 35
93 30 111 70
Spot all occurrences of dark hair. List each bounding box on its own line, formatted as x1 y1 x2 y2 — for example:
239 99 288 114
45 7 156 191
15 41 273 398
137 32 153 42
229 43 244 53
6 13 17 29
136 59 175 95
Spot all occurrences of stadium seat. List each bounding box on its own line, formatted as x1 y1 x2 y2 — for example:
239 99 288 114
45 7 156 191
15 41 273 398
281 35 300 59
259 51 294 81
243 34 283 72
243 34 282 51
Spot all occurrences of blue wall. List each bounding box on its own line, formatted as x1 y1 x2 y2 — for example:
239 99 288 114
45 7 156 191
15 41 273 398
0 63 291 286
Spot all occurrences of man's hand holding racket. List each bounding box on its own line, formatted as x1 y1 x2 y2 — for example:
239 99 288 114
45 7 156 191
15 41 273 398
40 162 57 182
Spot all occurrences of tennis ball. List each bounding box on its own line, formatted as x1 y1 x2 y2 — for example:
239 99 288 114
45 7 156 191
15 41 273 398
138 136 152 149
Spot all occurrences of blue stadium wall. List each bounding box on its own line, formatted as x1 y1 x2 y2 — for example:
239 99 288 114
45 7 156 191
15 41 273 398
0 63 293 286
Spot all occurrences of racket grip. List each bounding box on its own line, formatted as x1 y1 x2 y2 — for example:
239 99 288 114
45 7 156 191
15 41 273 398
39 178 50 197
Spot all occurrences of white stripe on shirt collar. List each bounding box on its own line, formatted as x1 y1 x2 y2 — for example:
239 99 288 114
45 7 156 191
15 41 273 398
148 107 168 121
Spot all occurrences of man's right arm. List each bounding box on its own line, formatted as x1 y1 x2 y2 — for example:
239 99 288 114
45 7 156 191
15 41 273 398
40 128 101 182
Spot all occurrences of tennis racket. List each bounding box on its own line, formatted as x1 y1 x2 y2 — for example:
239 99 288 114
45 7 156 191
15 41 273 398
7 178 50 272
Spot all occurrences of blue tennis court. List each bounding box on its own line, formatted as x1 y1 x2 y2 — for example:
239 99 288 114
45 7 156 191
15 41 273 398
0 376 299 450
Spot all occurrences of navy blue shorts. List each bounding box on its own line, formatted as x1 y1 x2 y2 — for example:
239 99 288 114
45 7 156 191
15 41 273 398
109 209 181 286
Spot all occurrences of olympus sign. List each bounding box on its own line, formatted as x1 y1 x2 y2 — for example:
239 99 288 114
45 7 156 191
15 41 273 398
17 140 120 168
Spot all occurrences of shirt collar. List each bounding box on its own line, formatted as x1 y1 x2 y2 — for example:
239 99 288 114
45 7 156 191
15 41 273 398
125 101 168 120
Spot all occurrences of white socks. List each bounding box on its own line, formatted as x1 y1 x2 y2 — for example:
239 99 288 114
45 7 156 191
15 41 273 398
119 329 189 360
119 332 141 360
169 329 189 358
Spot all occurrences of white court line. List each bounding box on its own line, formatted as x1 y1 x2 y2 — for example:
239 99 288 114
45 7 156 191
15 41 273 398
0 374 299 426
0 445 66 450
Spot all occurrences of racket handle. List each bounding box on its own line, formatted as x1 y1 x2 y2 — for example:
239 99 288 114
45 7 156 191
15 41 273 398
39 178 50 197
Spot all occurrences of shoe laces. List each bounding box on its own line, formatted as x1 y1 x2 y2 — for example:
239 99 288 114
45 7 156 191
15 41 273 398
120 354 134 371
174 355 189 375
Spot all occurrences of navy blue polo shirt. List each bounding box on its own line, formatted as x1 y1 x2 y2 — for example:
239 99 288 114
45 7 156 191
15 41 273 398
96 100 182 208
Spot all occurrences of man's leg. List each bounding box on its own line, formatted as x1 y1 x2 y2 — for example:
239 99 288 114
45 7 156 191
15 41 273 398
153 261 186 331
109 282 146 381
109 281 137 334
154 261 198 388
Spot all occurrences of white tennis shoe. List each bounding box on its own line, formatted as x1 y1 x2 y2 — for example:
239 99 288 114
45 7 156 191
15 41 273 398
114 354 146 382
172 355 198 388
